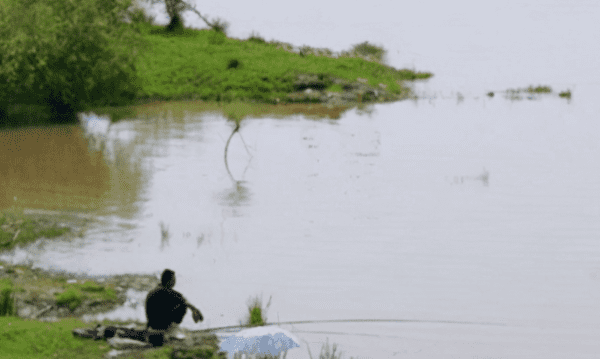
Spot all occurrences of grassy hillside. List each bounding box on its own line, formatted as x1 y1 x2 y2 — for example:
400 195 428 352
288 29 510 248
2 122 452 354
133 24 431 104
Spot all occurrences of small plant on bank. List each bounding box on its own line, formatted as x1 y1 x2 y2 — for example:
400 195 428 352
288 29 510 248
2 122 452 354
350 41 386 63
55 282 117 312
210 17 229 35
55 288 83 312
307 339 345 359
0 279 15 316
0 209 70 251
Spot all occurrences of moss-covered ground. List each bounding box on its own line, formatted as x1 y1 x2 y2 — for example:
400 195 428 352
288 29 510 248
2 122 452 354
132 24 431 104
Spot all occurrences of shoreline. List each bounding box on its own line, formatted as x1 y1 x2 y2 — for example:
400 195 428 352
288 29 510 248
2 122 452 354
0 258 158 323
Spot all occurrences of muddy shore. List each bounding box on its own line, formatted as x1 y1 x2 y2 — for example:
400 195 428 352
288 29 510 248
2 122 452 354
0 260 158 322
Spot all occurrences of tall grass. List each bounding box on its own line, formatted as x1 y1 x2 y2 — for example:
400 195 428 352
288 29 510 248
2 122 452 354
307 339 345 359
0 279 15 316
245 295 272 327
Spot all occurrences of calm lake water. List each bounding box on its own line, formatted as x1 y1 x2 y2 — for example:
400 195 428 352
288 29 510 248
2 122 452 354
2 0 600 358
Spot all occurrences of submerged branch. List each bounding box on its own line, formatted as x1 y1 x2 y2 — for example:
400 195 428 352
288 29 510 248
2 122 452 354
223 122 240 182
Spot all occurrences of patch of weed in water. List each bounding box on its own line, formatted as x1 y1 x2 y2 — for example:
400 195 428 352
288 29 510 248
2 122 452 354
526 85 552 93
505 88 522 101
559 89 572 99
0 208 70 251
244 295 272 327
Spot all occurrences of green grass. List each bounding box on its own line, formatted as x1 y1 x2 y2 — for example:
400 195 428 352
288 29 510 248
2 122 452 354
0 315 226 358
133 24 431 104
327 84 344 93
0 317 111 359
55 288 84 311
0 315 225 359
55 281 117 312
0 208 70 251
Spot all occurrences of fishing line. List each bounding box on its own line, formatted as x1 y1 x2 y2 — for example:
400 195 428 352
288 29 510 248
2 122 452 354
196 318 506 333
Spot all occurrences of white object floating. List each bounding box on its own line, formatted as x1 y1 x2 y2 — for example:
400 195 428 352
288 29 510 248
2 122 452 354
220 325 300 358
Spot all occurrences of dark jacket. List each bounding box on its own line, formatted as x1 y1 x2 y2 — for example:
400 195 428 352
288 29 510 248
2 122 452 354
145 286 188 330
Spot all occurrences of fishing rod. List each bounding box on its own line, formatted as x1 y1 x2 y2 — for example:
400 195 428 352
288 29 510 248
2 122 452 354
196 318 506 333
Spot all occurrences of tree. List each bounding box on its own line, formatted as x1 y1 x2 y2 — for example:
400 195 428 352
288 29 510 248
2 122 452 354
0 0 148 123
146 0 229 34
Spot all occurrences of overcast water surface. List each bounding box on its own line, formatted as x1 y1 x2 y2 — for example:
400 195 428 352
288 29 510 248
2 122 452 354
1 0 599 358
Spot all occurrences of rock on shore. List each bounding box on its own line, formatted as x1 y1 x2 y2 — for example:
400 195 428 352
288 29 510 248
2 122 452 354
287 74 408 105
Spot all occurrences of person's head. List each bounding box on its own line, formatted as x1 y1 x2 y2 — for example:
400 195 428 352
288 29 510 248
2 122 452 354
161 269 176 288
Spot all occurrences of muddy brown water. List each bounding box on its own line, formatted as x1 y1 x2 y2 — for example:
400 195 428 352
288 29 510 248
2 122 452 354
2 1 600 358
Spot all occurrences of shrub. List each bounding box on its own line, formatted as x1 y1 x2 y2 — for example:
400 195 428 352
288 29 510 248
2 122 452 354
210 17 229 35
0 0 146 124
227 59 241 70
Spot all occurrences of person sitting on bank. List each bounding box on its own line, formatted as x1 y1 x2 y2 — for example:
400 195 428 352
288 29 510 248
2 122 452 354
145 269 203 346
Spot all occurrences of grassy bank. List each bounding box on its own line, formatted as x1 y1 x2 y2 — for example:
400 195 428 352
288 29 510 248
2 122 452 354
133 24 431 105
0 316 112 359
0 260 158 319
0 316 225 359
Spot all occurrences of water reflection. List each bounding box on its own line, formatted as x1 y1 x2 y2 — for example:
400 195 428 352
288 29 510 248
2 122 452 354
220 119 253 210
0 125 110 210
159 221 170 251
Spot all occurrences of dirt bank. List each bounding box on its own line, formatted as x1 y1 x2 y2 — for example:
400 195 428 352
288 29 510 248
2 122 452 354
0 260 158 321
